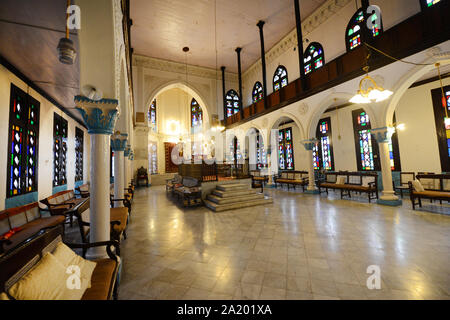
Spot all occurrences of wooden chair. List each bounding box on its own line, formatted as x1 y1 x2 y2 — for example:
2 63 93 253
393 172 415 198
136 167 149 187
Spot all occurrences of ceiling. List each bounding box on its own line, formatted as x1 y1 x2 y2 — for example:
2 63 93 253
131 0 328 73
0 0 81 121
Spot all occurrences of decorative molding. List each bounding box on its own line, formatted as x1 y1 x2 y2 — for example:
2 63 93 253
133 55 238 82
243 0 353 81
298 103 309 115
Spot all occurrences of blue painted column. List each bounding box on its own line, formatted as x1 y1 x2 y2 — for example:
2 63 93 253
372 127 402 206
302 139 320 194
75 96 119 258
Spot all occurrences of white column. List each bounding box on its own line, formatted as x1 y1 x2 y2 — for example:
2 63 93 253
372 127 402 206
90 134 111 256
75 96 119 259
112 133 128 207
302 139 319 194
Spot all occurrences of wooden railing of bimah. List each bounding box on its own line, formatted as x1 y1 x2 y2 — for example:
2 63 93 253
224 1 450 128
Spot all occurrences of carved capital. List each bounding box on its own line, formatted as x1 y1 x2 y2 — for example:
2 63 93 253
371 127 395 143
302 138 318 151
111 132 128 151
74 96 119 135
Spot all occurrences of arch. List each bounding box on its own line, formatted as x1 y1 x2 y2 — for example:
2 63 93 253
225 89 241 118
145 80 211 127
307 92 378 138
273 65 288 92
304 42 325 75
345 8 383 52
383 52 450 126
268 112 306 142
252 81 263 103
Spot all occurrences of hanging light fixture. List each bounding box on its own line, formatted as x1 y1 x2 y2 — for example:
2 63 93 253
436 63 450 128
57 0 77 65
211 0 225 133
350 66 393 104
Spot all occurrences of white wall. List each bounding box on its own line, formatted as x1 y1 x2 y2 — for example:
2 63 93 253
0 65 91 210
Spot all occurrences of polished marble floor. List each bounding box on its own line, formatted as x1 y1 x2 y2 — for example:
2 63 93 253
117 186 450 300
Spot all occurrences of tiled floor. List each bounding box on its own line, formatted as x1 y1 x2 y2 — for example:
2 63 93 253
115 186 450 300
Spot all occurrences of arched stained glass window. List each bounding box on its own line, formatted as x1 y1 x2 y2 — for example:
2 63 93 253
304 42 325 75
75 127 84 182
254 129 267 169
273 66 288 92
252 82 263 103
346 8 383 51
421 0 442 10
352 109 380 171
53 113 68 187
225 89 240 118
148 99 156 126
191 98 203 127
278 127 294 170
313 118 334 171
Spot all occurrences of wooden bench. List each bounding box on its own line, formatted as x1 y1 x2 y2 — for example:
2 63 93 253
274 171 309 191
408 174 450 210
250 170 269 191
67 197 128 253
76 184 90 198
0 225 120 300
0 203 65 256
318 172 379 203
40 190 86 226
173 177 202 207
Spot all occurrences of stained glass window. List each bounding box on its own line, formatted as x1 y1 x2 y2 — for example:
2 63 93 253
255 131 267 169
304 42 325 75
53 113 68 187
229 137 241 163
431 86 450 171
6 84 40 198
191 98 203 127
225 89 240 118
273 66 288 92
346 8 383 51
446 91 450 158
75 127 84 182
313 118 334 171
421 0 441 9
278 128 294 170
352 109 381 171
252 82 263 103
148 99 156 126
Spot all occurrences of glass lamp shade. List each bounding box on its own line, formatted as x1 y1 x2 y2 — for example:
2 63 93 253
57 38 77 65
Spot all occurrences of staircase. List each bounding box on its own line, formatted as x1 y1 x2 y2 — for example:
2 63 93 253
204 184 273 212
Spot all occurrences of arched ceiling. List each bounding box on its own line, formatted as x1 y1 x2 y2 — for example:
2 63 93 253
130 0 328 73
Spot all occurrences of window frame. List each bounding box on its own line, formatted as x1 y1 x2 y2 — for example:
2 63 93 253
53 113 68 187
345 8 383 52
252 81 263 103
313 117 335 171
225 89 241 118
352 109 381 172
273 66 288 92
278 127 295 171
304 42 325 75
6 84 40 198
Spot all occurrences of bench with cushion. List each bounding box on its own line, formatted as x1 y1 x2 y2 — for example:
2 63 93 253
318 172 379 202
76 184 90 198
68 197 128 253
40 190 86 226
408 174 450 210
0 225 120 300
274 171 309 191
250 170 269 190
173 177 202 207
0 202 65 256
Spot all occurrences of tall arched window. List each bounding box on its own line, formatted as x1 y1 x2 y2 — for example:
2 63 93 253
225 89 240 118
304 42 325 75
191 98 203 127
313 118 334 171
273 66 288 92
252 82 263 103
148 99 156 126
421 0 442 10
346 8 383 51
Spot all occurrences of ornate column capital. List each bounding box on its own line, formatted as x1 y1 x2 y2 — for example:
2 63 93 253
111 132 128 151
74 96 119 135
302 138 318 151
372 127 395 143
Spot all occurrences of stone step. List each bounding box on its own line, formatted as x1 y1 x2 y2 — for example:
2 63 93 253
216 184 249 192
212 189 255 198
204 197 273 212
207 193 264 204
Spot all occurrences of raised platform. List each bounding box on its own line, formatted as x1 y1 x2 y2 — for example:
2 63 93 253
204 183 273 212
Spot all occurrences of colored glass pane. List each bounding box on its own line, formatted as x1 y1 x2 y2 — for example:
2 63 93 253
273 66 288 92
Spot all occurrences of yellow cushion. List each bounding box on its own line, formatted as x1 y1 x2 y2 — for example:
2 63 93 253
0 292 9 300
8 253 89 300
52 242 97 288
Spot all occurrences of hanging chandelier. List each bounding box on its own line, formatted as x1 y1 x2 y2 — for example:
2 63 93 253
57 0 76 65
350 66 393 104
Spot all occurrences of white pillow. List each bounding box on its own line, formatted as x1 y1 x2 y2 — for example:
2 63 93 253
336 176 346 185
412 180 425 192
